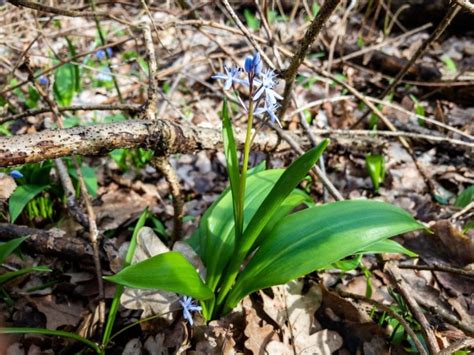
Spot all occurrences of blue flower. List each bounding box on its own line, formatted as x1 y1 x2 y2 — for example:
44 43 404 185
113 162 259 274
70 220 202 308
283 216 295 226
254 69 282 104
244 51 263 76
255 101 281 127
9 170 23 179
97 67 112 82
38 76 48 86
179 296 202 326
212 66 245 90
106 47 113 57
96 49 106 60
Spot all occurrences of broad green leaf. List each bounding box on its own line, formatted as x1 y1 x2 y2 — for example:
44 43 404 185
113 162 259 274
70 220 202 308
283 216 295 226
0 266 51 284
54 64 77 106
0 236 28 264
217 140 329 304
26 86 40 109
237 140 329 265
442 55 457 73
102 208 148 344
359 239 417 257
244 9 260 30
104 252 213 301
455 185 474 208
225 200 423 310
331 254 362 271
69 165 98 197
9 185 48 222
201 170 301 290
365 154 385 192
219 99 240 259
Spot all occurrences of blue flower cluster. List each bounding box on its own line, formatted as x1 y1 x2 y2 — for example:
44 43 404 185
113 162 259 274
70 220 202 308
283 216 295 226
9 170 23 179
96 47 113 60
179 296 202 326
38 76 48 86
212 52 283 126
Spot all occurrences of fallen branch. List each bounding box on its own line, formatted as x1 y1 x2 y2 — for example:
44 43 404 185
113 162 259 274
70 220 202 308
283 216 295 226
0 119 280 167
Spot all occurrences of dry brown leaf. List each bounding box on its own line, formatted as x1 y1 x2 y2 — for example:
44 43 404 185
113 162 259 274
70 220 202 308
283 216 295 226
122 338 142 355
120 227 204 319
260 280 342 354
432 220 474 265
32 295 83 329
243 304 276 354
0 174 16 200
144 334 168 355
94 190 154 231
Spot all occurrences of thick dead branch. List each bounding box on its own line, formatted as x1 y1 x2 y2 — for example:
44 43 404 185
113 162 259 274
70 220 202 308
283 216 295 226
0 119 279 167
0 223 103 264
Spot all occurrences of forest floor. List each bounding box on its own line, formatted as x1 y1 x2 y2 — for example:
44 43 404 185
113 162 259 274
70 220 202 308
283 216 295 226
0 1 473 354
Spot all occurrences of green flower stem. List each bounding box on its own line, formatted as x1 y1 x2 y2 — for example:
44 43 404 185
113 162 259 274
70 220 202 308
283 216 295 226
236 98 255 239
0 327 102 354
215 98 255 314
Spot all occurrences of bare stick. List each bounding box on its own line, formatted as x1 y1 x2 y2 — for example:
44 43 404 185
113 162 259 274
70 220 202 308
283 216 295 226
385 262 440 354
412 293 474 337
72 158 105 330
152 157 184 243
454 0 474 13
6 0 132 26
438 338 474 355
220 0 275 68
338 289 427 355
352 2 461 128
270 123 344 201
1 104 142 124
279 0 342 117
312 128 474 148
143 23 184 243
398 262 474 278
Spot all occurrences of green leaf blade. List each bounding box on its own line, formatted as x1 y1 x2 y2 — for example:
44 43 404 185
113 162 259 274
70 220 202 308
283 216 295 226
226 200 423 309
239 139 329 260
9 184 48 222
104 251 213 301
0 236 29 264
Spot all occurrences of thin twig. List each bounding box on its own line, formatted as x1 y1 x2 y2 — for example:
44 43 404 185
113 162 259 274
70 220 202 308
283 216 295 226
438 337 474 355
454 0 474 13
220 0 275 68
152 157 184 244
279 0 342 117
412 293 474 337
1 104 142 124
6 0 132 26
142 23 184 244
270 123 344 201
72 158 106 331
398 262 474 278
312 128 474 148
338 289 427 355
385 261 440 354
